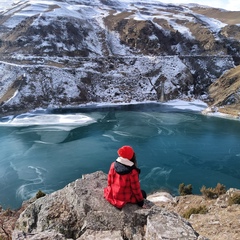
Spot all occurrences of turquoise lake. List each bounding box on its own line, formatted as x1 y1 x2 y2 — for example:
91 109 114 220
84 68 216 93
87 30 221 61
0 102 240 209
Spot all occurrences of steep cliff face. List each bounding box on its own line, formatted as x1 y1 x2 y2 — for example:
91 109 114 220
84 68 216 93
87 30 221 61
0 0 239 115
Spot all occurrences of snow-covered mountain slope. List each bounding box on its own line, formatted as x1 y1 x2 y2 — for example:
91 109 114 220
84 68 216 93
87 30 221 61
0 0 239 115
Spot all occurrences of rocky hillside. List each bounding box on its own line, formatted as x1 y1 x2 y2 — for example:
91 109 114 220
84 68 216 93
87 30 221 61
208 65 240 116
148 190 240 240
1 171 240 239
0 0 240 115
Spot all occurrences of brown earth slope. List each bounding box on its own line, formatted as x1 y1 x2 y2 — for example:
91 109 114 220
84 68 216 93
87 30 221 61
208 65 240 116
190 7 240 25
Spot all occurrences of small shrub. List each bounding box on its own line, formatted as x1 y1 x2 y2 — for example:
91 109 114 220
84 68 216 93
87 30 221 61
178 183 193 196
36 190 46 199
228 193 240 205
200 186 217 199
215 183 227 195
182 205 208 219
200 183 226 199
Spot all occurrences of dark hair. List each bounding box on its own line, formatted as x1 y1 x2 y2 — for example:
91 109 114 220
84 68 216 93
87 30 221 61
130 153 137 166
130 153 141 174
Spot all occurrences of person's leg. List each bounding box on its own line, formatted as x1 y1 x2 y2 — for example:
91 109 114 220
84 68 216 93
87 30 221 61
141 190 147 199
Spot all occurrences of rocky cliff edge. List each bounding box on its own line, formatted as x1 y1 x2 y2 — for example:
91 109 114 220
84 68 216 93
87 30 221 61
12 171 206 240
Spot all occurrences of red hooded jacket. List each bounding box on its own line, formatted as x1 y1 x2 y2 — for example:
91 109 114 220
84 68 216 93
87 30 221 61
104 157 144 209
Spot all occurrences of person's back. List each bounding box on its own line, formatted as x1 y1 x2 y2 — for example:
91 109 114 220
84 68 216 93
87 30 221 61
104 145 145 209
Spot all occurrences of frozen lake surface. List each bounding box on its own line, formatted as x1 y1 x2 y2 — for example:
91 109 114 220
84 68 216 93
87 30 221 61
0 102 240 209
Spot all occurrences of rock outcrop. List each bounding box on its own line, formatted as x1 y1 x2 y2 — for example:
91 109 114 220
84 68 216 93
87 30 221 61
150 189 240 240
12 171 206 240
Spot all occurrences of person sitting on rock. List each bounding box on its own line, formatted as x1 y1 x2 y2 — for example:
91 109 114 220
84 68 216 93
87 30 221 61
104 145 146 209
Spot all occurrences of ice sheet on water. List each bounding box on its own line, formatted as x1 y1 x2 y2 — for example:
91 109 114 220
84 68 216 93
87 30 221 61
102 134 119 142
0 113 96 127
163 99 208 111
106 111 198 140
15 125 77 144
0 113 99 144
10 163 49 201
143 167 172 181
14 165 46 182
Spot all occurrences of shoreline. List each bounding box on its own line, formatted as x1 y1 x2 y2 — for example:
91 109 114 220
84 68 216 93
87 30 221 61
1 99 240 122
202 106 240 121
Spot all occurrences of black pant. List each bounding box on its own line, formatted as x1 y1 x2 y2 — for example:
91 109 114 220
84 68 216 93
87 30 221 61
141 190 147 199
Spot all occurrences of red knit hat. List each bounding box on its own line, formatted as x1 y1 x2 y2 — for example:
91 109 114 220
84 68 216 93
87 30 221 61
117 145 134 160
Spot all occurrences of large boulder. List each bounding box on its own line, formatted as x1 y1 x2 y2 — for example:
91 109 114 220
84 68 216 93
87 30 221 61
12 171 206 239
